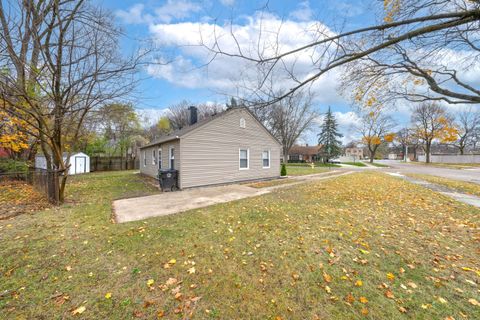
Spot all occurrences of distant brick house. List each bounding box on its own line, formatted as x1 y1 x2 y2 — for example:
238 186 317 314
288 145 322 162
0 148 9 158
345 147 364 160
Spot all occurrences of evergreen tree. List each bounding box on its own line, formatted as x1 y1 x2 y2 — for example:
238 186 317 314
317 107 343 162
226 97 238 109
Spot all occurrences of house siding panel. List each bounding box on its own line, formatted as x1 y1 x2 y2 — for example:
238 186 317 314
140 140 180 179
180 109 281 188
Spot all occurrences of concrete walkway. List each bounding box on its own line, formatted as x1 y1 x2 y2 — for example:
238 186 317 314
386 172 480 208
113 170 354 223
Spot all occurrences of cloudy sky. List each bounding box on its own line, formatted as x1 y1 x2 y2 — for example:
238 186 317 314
97 0 477 144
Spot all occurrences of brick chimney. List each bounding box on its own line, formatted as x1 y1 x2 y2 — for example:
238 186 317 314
188 106 198 125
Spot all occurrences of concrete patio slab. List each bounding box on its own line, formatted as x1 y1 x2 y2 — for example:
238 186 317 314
113 184 269 223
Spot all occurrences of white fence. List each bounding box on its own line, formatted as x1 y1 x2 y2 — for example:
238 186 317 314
418 154 480 163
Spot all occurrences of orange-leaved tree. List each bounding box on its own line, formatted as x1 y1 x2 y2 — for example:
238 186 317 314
411 103 457 163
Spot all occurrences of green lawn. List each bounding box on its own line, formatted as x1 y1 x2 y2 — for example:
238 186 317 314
286 162 341 167
248 178 296 188
367 162 390 168
1 171 479 319
342 162 367 167
286 165 332 176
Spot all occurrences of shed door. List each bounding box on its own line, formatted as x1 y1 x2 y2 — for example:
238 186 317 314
75 156 86 174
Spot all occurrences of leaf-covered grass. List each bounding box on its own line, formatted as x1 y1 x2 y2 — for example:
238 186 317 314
286 165 331 176
0 180 51 219
1 171 479 319
342 162 367 167
407 174 480 197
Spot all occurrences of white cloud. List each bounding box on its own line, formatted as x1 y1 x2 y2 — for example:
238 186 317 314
220 0 235 6
155 0 202 23
290 1 313 21
146 12 347 104
116 1 201 25
115 4 152 25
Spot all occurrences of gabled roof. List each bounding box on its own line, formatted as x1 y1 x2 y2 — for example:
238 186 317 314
289 145 323 156
140 107 281 149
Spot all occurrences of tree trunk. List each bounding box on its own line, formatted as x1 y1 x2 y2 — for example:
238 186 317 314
59 174 68 203
425 142 431 163
369 145 377 163
283 150 289 164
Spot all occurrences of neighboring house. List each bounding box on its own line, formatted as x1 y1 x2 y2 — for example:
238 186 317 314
35 152 90 175
139 107 282 189
288 145 322 162
0 147 9 158
345 147 364 160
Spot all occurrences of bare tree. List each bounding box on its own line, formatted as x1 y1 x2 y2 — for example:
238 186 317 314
410 103 456 163
200 0 479 105
395 127 422 161
358 112 395 163
0 0 145 202
453 109 480 154
166 100 225 130
252 90 317 162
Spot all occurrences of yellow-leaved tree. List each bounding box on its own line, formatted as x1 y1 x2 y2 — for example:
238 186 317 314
411 103 457 163
0 108 29 157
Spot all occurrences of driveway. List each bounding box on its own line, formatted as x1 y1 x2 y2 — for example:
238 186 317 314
113 170 354 223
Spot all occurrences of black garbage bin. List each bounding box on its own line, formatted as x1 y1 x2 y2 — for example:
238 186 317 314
158 169 178 192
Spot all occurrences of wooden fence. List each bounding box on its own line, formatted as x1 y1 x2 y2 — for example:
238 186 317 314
90 156 139 172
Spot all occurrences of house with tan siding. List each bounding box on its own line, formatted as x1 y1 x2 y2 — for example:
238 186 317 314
139 106 282 189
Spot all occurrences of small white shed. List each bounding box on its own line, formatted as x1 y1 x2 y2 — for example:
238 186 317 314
35 152 90 175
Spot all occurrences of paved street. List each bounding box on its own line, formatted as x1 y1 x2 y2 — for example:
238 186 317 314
380 160 480 184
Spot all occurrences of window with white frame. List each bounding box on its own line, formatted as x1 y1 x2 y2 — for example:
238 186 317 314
169 147 175 169
239 149 249 169
262 150 270 168
152 149 156 165
143 151 146 167
158 148 162 169
240 117 246 128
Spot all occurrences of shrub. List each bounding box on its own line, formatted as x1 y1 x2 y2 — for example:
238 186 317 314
0 159 29 174
280 163 287 176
